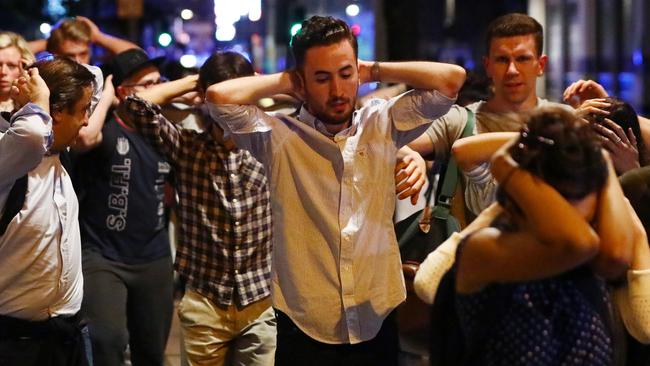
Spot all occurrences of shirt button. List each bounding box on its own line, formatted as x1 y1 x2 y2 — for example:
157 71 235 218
232 198 238 203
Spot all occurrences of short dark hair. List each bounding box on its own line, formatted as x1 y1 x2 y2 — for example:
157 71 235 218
485 13 544 56
32 57 95 113
500 107 607 203
290 15 358 70
198 51 254 91
46 18 91 54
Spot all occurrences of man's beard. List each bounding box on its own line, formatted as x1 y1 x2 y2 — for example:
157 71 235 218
311 97 356 126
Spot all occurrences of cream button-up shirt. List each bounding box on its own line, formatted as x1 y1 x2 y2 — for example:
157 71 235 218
0 104 83 321
209 89 454 343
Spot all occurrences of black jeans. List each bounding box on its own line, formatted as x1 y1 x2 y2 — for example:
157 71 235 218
0 313 93 366
81 249 174 366
274 310 399 366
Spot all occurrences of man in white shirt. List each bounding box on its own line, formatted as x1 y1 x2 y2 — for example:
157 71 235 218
0 57 96 366
207 15 465 365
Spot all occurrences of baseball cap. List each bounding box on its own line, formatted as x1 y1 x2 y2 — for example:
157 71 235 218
108 48 165 86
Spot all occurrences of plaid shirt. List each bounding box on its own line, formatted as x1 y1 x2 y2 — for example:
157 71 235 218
124 96 272 307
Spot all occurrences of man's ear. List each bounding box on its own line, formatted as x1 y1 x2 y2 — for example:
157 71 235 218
50 110 61 125
115 85 127 101
537 54 548 76
293 70 307 101
482 56 491 78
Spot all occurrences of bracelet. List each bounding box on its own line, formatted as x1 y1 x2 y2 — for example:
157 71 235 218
371 61 381 82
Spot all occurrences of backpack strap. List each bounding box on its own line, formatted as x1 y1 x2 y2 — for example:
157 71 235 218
0 175 28 236
431 108 475 221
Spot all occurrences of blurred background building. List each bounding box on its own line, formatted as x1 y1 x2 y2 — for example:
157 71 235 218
2 0 649 113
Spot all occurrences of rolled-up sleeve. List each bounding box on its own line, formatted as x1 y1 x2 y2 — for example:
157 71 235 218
205 103 276 168
0 103 52 185
387 89 455 147
206 103 273 134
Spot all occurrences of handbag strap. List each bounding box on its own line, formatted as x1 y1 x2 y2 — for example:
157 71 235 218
431 108 475 221
397 108 475 243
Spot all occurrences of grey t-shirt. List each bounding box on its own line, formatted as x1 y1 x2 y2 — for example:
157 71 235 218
424 98 571 216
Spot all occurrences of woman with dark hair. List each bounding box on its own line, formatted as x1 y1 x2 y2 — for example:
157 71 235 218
452 107 640 365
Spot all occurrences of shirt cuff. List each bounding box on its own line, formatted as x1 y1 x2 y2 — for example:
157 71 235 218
124 95 162 117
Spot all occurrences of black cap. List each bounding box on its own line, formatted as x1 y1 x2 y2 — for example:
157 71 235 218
109 48 165 86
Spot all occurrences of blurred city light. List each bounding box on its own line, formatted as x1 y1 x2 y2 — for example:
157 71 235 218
248 0 262 22
290 23 302 37
181 9 194 20
215 24 236 41
39 22 52 35
158 32 172 47
180 54 198 68
346 4 360 17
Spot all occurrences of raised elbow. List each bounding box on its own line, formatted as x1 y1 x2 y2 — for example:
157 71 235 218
73 131 102 152
562 230 601 264
442 66 467 98
206 85 232 105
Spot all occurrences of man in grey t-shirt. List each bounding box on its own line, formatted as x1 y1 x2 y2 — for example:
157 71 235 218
409 13 571 219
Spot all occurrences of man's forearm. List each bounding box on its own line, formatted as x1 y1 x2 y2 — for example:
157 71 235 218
207 72 295 105
94 33 138 55
73 95 111 152
371 61 465 98
136 75 198 106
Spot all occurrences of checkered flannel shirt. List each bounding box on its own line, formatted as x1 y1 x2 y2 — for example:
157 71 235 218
124 96 272 307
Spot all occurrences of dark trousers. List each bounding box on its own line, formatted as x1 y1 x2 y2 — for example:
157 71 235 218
81 249 174 366
0 313 93 366
274 309 399 366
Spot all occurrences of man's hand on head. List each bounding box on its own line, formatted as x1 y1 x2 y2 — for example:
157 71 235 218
357 60 374 85
11 68 50 113
75 16 102 43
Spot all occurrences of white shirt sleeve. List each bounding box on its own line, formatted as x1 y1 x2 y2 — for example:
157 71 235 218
0 103 52 187
614 268 650 344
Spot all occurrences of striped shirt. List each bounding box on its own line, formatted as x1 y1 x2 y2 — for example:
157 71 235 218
124 96 272 307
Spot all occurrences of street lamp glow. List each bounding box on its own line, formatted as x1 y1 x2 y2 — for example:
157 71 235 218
290 23 302 37
345 4 360 17
181 9 194 20
39 23 52 35
180 54 197 68
215 24 236 41
158 33 172 47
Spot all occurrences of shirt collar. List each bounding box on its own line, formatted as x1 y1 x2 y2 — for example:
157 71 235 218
297 105 357 139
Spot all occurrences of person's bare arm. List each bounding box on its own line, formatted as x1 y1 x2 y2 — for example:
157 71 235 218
358 60 465 99
77 16 138 55
451 132 518 171
73 75 114 152
590 154 635 279
207 71 296 106
456 142 602 293
134 75 198 106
